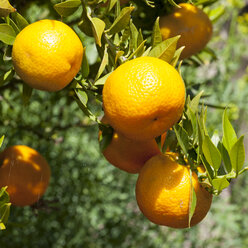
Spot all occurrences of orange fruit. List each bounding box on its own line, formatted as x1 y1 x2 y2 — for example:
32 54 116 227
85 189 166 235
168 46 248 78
12 19 83 91
99 116 161 173
102 57 185 141
135 153 212 228
0 145 51 206
159 3 213 59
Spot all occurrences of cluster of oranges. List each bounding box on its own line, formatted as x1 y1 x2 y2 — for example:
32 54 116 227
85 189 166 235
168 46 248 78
0 2 213 228
100 55 212 228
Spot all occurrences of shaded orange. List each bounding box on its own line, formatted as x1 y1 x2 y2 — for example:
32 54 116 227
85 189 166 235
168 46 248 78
0 145 51 206
136 153 212 228
99 116 161 173
160 3 213 59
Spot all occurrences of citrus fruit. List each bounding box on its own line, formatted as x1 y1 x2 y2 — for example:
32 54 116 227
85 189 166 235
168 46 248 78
12 19 83 91
102 56 185 141
135 153 212 228
159 3 213 59
0 145 51 206
99 116 161 173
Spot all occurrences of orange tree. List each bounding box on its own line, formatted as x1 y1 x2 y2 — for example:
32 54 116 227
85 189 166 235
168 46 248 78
0 0 248 242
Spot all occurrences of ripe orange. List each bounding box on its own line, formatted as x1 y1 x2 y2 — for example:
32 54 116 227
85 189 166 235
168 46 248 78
12 19 83 91
102 57 185 141
0 145 51 206
135 153 212 228
159 3 213 59
99 116 161 173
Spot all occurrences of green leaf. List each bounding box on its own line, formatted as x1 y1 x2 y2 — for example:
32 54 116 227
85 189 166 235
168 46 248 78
0 68 15 87
11 12 29 31
212 177 230 192
230 135 245 175
148 36 180 63
0 24 16 45
217 142 232 173
161 129 177 153
22 83 33 106
188 170 197 227
209 6 225 23
94 45 109 81
202 134 221 171
222 109 237 152
187 91 204 114
75 88 88 106
200 154 214 180
54 0 81 17
174 124 189 156
0 0 16 17
81 48 89 78
94 72 111 86
107 6 135 35
0 187 9 202
0 203 11 227
91 17 106 47
151 17 162 48
127 40 146 60
0 136 4 148
129 21 139 51
170 46 184 67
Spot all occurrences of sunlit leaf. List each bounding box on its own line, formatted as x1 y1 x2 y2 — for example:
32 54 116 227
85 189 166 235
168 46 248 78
54 0 81 17
0 24 16 45
91 17 106 47
222 109 237 152
94 72 112 86
230 136 245 175
94 45 109 81
107 7 135 35
212 177 230 192
11 12 29 31
151 17 162 48
148 36 180 63
0 136 4 148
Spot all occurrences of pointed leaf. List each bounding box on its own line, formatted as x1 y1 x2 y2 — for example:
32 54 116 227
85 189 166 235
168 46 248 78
81 48 89 78
218 142 232 173
94 45 109 81
22 83 33 106
54 0 81 17
170 46 184 67
200 154 214 180
0 24 16 45
202 135 221 171
0 136 4 148
91 17 106 47
75 88 88 105
151 17 162 48
222 109 237 152
107 7 135 35
187 91 204 115
230 135 245 174
11 12 29 31
95 72 111 86
174 124 189 156
148 36 180 63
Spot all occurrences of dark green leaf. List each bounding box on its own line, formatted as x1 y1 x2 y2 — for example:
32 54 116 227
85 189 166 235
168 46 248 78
99 124 113 152
0 24 16 45
81 48 89 78
22 83 33 106
202 135 221 171
200 155 214 180
0 68 15 87
218 142 232 173
11 12 29 31
54 0 81 17
174 124 189 156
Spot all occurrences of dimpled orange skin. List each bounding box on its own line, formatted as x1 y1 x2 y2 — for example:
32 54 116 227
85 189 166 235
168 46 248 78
102 57 185 141
12 19 83 91
135 153 212 228
0 145 51 206
159 3 213 59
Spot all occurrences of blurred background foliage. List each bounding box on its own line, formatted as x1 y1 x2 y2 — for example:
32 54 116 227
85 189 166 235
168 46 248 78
1 0 248 247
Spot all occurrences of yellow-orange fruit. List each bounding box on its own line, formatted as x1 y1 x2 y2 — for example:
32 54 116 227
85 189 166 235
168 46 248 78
12 19 83 91
0 145 51 206
102 57 185 141
136 153 212 228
